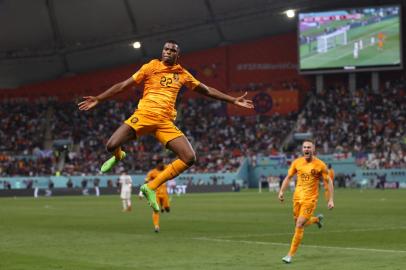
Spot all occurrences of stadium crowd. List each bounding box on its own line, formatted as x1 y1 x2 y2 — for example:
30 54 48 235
1 79 405 176
0 98 54 176
51 97 297 175
295 79 406 169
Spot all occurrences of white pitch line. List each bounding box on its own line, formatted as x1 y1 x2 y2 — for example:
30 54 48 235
219 226 406 239
193 237 406 254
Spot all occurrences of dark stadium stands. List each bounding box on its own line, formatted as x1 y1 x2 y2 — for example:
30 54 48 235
1 78 404 177
295 79 406 169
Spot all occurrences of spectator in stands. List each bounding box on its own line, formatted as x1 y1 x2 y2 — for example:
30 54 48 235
24 179 33 189
94 178 100 196
81 179 88 195
107 179 113 188
66 178 73 188
46 179 54 196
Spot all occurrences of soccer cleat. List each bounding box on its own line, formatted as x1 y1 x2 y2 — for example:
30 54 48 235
316 213 324 229
154 226 160 233
127 205 132 212
140 184 160 212
282 255 292 263
100 151 126 173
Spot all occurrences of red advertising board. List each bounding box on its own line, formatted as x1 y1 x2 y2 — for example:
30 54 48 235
0 33 311 102
227 33 309 91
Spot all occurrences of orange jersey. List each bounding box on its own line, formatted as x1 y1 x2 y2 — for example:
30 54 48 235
132 59 201 120
328 169 335 182
145 167 168 196
288 157 328 202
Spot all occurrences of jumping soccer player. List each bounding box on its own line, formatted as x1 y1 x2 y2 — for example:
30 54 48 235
278 139 334 264
78 40 254 211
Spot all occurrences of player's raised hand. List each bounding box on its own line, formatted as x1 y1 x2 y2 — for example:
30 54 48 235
234 92 254 109
278 191 284 202
78 96 99 111
328 199 334 210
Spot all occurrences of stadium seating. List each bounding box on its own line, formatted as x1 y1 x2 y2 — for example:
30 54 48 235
0 79 405 178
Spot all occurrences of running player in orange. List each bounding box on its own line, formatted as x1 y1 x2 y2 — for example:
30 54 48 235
78 40 254 211
144 157 170 233
278 140 334 264
377 32 385 50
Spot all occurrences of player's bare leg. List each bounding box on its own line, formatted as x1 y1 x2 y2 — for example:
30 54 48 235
122 199 128 212
101 124 136 173
283 216 307 263
126 199 132 212
141 136 195 211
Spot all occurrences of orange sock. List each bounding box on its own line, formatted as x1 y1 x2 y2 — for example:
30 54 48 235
152 211 160 227
288 227 304 256
304 216 319 227
147 159 189 190
114 147 124 160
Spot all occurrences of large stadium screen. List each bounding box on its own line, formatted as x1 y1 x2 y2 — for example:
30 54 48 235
298 5 402 73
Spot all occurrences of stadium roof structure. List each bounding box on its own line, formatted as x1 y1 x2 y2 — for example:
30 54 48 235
0 0 400 87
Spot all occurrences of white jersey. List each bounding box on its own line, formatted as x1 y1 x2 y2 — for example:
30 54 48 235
119 175 133 199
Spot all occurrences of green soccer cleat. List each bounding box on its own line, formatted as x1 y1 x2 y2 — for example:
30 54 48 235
316 213 324 229
140 184 160 212
100 151 126 173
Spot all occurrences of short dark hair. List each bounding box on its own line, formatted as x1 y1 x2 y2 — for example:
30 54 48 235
164 40 180 52
165 40 179 47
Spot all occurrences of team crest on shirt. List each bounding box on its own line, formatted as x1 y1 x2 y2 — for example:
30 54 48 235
173 73 179 82
311 169 317 175
130 117 139 124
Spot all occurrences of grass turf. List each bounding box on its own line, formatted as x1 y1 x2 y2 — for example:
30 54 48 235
1 189 406 270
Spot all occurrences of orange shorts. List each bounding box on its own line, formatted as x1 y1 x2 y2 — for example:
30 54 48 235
157 194 170 209
124 111 184 146
293 200 316 220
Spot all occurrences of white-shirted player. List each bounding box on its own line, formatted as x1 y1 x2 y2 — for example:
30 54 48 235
119 172 133 212
353 41 359 59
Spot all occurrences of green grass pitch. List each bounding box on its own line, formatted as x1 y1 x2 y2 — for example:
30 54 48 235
300 17 401 69
1 189 406 270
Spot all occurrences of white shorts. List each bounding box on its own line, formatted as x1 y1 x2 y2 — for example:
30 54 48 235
120 190 131 200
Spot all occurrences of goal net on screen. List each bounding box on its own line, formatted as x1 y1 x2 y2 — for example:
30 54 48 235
317 29 348 53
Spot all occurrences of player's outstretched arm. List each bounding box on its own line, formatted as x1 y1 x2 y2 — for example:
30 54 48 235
78 77 135 111
278 175 292 202
194 83 254 109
